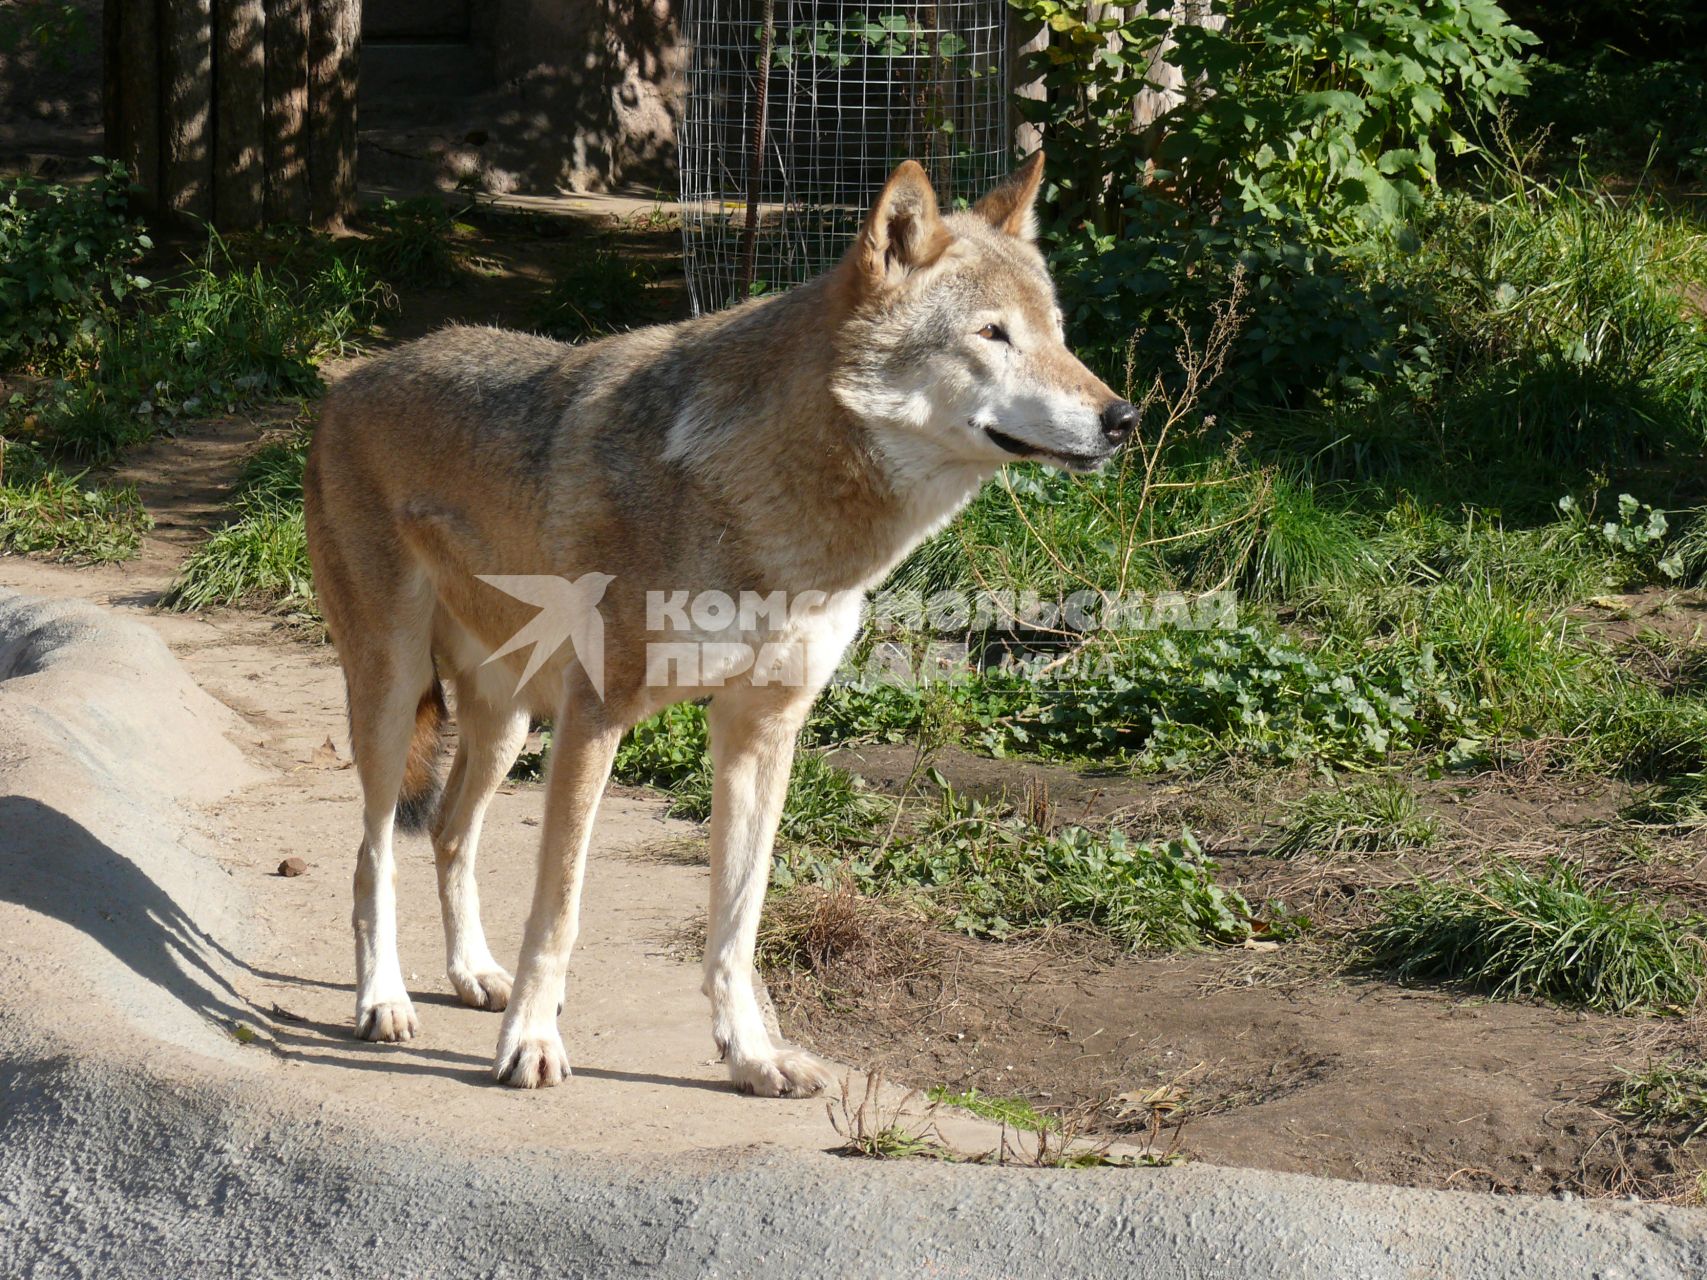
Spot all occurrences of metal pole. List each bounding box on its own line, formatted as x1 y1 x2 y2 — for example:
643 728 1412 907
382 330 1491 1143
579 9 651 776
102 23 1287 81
738 0 776 295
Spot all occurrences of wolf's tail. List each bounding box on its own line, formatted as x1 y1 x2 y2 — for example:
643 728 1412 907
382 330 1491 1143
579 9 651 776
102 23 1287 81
396 679 449 833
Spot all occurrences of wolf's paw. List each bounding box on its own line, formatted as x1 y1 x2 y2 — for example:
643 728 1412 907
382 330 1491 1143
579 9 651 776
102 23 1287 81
450 965 513 1012
357 998 419 1043
493 1023 570 1089
729 1047 832 1098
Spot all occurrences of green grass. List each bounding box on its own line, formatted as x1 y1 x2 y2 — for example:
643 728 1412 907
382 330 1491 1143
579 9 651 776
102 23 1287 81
1624 773 1707 829
0 443 150 563
1614 1060 1707 1139
927 1086 1057 1132
792 787 1254 950
662 748 887 848
1370 168 1707 498
164 428 314 611
529 244 657 341
1361 861 1704 1014
1271 780 1439 856
8 242 383 466
354 197 467 287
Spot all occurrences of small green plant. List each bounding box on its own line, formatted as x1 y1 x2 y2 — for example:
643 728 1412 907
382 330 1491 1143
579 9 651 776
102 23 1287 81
1272 779 1438 856
1361 860 1704 1013
356 198 466 287
1614 1060 1707 1139
927 1086 1057 1132
529 245 656 341
611 702 709 788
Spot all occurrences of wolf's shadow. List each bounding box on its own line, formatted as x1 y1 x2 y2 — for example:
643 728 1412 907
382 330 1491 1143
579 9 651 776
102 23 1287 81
0 795 257 1032
0 796 731 1093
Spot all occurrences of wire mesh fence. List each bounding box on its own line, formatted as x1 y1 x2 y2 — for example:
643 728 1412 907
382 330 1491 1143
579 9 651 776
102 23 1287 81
680 0 1012 314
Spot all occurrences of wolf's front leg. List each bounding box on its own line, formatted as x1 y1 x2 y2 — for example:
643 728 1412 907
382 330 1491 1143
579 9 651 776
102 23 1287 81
704 686 832 1097
492 691 623 1088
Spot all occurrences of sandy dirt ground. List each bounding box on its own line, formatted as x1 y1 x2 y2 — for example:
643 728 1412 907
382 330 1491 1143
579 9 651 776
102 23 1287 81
0 542 1007 1160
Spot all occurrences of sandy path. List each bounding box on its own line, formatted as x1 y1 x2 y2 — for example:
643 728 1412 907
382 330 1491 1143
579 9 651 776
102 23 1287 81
0 533 1002 1158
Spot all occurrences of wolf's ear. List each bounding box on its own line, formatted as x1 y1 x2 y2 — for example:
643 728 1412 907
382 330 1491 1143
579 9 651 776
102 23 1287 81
974 151 1045 241
853 160 950 292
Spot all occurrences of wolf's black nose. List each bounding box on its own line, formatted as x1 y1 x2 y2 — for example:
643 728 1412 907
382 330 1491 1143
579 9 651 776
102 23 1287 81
1100 400 1138 445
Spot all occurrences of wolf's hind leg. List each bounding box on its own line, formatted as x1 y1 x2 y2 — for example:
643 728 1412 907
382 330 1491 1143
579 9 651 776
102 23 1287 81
346 630 437 1043
492 684 622 1088
434 676 529 1011
703 686 832 1098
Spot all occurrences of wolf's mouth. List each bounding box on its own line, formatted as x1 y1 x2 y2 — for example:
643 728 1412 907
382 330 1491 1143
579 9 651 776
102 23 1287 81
984 426 1110 472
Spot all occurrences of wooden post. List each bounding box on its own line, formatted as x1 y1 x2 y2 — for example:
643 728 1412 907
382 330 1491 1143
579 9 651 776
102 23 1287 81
308 0 362 231
104 0 361 230
111 0 162 210
161 0 215 221
1007 5 1047 158
215 0 267 228
265 0 312 223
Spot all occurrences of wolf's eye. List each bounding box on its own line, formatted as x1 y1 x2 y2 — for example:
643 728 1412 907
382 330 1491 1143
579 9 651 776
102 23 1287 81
977 323 1010 343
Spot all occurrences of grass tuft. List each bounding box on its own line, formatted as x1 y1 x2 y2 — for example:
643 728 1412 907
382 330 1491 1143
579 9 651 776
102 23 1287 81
926 1087 1057 1133
1271 779 1438 856
1361 861 1704 1014
1614 1060 1707 1139
165 427 314 611
0 442 150 562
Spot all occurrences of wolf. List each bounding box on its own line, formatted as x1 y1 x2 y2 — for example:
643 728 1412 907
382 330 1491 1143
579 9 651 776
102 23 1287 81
303 152 1134 1096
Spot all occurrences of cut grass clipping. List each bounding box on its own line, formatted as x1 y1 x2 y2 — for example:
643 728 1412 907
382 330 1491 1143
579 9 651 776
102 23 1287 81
1271 779 1439 856
1361 861 1703 1014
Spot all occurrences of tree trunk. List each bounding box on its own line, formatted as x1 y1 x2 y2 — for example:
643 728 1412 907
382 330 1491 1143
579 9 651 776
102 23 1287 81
104 0 360 230
308 0 362 231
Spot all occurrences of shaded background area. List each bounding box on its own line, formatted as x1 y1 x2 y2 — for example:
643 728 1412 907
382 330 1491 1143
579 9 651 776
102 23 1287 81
0 0 687 197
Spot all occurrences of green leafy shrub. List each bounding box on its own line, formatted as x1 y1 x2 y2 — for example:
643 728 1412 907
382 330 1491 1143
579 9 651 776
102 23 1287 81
1011 0 1534 398
792 788 1252 949
1361 860 1704 1013
0 161 149 372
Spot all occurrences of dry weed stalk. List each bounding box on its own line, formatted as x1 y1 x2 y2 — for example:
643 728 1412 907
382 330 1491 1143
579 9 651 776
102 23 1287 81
961 272 1258 659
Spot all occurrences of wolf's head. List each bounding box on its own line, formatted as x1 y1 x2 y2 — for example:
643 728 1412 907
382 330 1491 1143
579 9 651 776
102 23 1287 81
831 153 1135 477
